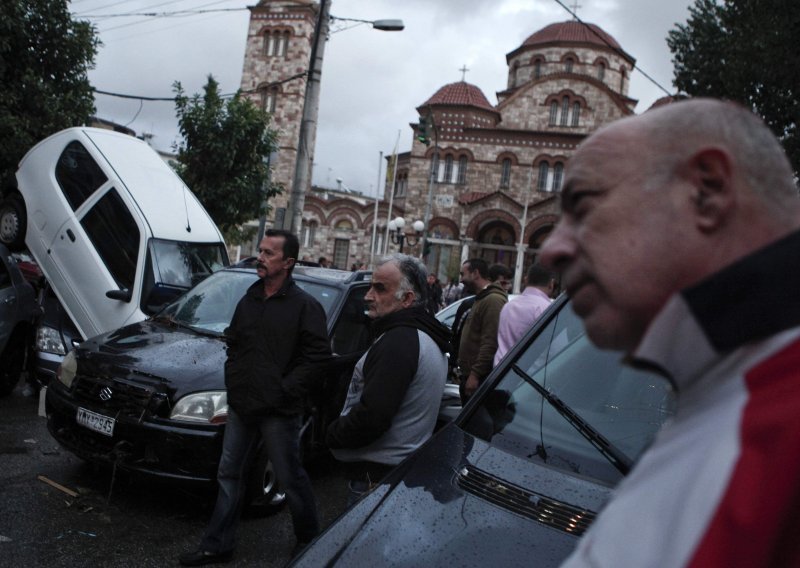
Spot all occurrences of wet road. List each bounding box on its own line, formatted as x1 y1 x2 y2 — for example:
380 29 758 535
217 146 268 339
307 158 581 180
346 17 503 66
0 382 349 567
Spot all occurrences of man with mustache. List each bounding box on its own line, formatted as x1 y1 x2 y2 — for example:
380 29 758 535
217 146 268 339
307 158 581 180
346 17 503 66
540 99 800 566
181 229 330 565
326 253 450 504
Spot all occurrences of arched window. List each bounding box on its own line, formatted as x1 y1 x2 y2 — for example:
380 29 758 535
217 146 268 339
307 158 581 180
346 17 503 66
430 153 440 182
500 158 512 188
560 96 570 126
533 59 542 79
444 155 454 183
335 219 353 231
571 101 581 127
264 30 290 57
565 57 574 73
457 156 468 184
553 162 564 192
301 220 317 247
537 162 549 191
549 101 558 125
620 67 627 92
260 86 278 113
597 62 606 81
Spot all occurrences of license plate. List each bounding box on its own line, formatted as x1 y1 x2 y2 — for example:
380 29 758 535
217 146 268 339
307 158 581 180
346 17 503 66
76 407 115 437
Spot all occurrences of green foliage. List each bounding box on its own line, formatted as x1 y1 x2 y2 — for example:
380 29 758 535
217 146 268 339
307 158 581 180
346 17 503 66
173 76 281 240
668 0 800 177
0 0 99 191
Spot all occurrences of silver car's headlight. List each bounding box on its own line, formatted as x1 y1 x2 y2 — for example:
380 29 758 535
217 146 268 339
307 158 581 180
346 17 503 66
170 391 228 424
57 350 77 388
36 325 67 355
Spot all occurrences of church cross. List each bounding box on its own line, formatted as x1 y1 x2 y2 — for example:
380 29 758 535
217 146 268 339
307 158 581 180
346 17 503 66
459 64 469 81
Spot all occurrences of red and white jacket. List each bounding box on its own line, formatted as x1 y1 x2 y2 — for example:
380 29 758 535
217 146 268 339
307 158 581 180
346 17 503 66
563 230 800 567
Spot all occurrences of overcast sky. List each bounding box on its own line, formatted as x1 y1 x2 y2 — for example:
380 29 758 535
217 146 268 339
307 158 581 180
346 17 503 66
73 0 694 196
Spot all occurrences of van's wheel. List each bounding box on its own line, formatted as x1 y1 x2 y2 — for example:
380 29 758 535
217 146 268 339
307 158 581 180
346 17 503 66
245 446 286 515
0 194 26 252
0 333 26 397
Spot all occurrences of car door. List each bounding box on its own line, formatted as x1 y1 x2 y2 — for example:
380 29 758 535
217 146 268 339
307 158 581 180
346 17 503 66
41 139 145 339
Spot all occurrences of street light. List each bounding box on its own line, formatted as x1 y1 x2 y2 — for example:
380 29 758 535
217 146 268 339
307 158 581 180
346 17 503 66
284 1 404 236
388 217 424 253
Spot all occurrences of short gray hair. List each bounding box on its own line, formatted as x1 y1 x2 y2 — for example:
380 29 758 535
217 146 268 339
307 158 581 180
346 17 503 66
376 253 428 308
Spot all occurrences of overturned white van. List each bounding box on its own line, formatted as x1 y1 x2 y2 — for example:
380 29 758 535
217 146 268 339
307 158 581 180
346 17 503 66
12 127 228 339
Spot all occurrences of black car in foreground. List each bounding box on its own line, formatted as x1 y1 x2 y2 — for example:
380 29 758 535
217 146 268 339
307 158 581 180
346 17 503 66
45 263 375 506
293 295 677 566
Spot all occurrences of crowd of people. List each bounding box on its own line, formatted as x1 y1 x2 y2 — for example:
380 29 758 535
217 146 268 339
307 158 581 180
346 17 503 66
181 98 800 567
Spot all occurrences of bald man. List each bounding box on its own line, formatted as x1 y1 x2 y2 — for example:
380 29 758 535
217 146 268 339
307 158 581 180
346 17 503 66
541 99 800 567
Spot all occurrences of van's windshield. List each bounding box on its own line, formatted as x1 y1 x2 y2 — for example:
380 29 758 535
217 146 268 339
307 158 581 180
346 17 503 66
141 239 229 314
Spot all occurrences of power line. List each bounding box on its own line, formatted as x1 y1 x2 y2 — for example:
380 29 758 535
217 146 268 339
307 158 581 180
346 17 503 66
91 71 309 102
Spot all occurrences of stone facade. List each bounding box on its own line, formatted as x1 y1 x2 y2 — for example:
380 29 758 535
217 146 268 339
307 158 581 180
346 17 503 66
239 7 638 281
239 0 317 225
388 20 637 283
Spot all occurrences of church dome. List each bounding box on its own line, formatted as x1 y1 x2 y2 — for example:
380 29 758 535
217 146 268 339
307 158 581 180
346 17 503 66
421 81 495 112
522 20 623 51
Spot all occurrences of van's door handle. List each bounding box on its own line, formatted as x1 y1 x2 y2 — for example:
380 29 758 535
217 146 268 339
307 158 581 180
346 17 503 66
66 229 75 242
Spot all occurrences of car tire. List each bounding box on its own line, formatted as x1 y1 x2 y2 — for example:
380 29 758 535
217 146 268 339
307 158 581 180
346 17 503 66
0 193 27 252
0 332 26 397
245 446 286 513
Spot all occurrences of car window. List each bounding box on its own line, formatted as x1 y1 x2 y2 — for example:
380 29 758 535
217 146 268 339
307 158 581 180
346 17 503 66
330 286 371 355
55 141 108 210
80 188 140 290
140 240 229 314
463 301 676 486
294 281 341 315
163 271 257 333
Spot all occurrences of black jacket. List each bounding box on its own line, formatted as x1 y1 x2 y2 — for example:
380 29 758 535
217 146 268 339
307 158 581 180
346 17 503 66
326 306 451 450
224 277 331 417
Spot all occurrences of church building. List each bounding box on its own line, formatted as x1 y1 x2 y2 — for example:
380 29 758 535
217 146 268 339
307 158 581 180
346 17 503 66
239 1 638 278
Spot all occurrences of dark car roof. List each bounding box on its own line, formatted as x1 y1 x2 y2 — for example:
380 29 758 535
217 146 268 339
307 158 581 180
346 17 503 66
226 258 372 286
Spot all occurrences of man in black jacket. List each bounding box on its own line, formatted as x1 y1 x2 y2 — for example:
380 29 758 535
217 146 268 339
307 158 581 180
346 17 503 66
180 229 331 566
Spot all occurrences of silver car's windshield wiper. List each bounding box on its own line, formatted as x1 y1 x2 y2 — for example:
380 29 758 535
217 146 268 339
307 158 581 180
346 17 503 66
511 363 633 475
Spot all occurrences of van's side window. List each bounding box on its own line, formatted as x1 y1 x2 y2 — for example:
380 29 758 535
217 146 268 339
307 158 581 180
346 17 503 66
55 142 108 211
80 188 140 290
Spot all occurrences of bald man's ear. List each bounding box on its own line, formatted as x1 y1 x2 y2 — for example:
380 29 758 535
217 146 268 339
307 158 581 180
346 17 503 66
685 147 735 233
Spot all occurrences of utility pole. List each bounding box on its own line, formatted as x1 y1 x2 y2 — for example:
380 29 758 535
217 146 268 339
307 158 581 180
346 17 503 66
419 111 438 261
285 0 330 235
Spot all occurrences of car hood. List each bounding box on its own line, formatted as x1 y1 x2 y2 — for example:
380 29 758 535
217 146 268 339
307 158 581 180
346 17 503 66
77 319 226 397
294 424 612 567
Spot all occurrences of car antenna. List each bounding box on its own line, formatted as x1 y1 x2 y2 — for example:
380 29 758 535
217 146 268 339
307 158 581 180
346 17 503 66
182 183 192 233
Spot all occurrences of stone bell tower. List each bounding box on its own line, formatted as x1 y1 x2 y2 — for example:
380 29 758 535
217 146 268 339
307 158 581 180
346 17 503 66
239 0 319 229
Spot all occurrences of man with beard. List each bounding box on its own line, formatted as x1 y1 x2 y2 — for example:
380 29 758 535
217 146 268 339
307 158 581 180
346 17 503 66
326 254 450 503
456 258 507 402
180 229 330 565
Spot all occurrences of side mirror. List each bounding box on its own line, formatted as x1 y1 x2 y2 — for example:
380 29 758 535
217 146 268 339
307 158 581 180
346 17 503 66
106 288 132 302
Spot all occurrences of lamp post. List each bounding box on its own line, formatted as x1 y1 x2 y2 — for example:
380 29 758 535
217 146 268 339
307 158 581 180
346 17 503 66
284 0 404 235
388 217 424 253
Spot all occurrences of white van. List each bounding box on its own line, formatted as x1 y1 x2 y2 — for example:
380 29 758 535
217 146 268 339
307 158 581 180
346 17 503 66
13 127 228 339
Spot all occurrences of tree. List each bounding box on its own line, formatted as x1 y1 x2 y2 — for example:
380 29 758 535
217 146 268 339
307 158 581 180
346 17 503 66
0 0 99 191
667 0 800 177
174 76 281 242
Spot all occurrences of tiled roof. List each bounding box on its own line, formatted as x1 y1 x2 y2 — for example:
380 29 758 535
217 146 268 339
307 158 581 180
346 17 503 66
523 20 622 50
422 81 495 112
